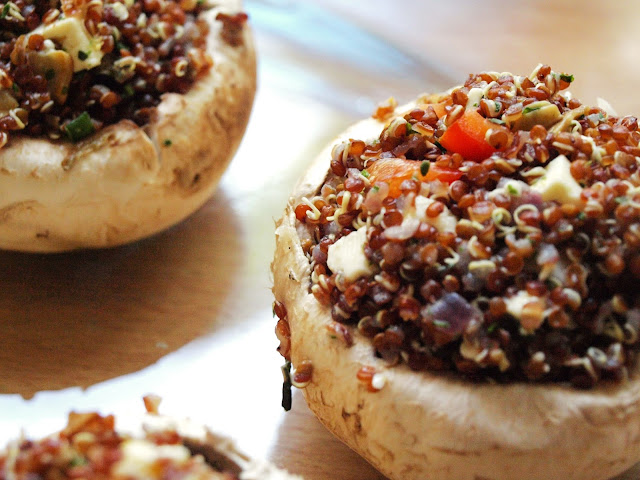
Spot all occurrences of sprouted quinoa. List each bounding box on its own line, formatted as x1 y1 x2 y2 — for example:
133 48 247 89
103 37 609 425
276 65 640 389
0 0 247 147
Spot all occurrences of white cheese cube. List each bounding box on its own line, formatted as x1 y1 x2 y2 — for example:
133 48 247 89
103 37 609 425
113 439 190 479
40 18 104 72
327 227 375 282
414 195 457 232
530 155 583 205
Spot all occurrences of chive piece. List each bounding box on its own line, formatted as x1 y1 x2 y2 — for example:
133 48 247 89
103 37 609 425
577 211 586 220
615 196 627 204
0 4 9 18
372 185 379 192
77 50 89 61
560 73 574 83
420 160 430 177
45 68 55 80
69 456 87 467
361 169 370 178
523 105 542 115
488 118 505 125
11 82 18 93
122 84 135 97
65 112 95 142
281 361 292 411
406 122 414 134
433 319 450 329
507 184 519 196
495 101 501 113
487 323 499 334
163 138 172 147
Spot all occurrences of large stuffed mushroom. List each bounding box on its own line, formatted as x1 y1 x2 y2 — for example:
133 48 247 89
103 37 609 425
0 0 256 251
273 65 640 480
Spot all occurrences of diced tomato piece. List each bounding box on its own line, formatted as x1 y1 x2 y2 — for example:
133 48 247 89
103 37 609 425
427 166 463 184
440 109 506 161
366 158 462 197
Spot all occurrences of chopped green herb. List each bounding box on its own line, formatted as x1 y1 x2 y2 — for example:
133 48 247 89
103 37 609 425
122 84 135 97
65 112 95 142
361 169 370 178
0 4 9 18
163 138 172 147
487 323 499 334
495 101 502 113
281 361 292 411
77 50 89 61
506 184 519 196
406 122 414 134
523 105 542 115
577 211 586 220
45 68 55 81
420 160 430 177
560 73 574 83
372 185 380 192
615 196 628 204
69 456 88 467
488 118 505 125
433 319 450 329
11 83 18 93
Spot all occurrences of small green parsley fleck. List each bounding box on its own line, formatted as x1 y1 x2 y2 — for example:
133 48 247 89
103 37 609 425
433 319 450 329
523 105 541 115
163 139 172 147
123 84 135 97
0 4 9 18
507 184 519 196
69 456 88 467
560 73 574 83
77 50 89 61
420 160 430 177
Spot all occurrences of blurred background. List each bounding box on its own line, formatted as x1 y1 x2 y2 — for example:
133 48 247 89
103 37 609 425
0 1 638 479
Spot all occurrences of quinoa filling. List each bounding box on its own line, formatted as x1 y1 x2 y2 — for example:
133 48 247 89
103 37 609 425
0 411 239 480
290 65 640 388
0 0 246 146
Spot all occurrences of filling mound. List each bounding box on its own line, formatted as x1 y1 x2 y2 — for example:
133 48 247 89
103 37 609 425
290 65 640 388
0 0 246 146
0 410 238 480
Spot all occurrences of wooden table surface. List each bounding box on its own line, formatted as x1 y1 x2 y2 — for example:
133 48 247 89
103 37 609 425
0 1 639 479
